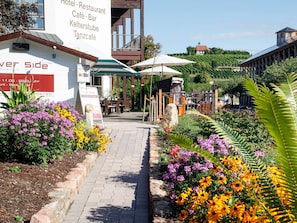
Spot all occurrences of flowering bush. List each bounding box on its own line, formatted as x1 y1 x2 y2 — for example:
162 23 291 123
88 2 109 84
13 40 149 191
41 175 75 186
0 99 110 165
161 134 289 222
0 100 79 164
74 122 111 152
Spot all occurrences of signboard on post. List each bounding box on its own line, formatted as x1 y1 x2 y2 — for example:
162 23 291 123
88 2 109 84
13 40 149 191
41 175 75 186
77 64 90 83
75 86 104 129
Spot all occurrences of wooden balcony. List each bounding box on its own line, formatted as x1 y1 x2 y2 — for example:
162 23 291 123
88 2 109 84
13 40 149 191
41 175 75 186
111 0 144 65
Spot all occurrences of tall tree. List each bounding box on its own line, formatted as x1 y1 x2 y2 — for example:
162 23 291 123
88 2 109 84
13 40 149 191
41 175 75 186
0 0 38 34
260 57 297 86
186 46 196 55
144 35 161 59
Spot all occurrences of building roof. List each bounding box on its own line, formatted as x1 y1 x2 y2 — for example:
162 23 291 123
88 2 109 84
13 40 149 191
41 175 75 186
196 45 209 51
276 27 297 33
240 45 279 65
240 26 297 65
0 31 98 62
24 30 64 45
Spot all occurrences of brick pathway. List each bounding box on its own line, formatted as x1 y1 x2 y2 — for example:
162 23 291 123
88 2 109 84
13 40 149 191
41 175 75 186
63 112 155 223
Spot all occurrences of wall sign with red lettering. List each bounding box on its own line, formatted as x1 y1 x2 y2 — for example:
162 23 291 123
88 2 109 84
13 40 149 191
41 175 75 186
0 61 49 69
0 74 54 92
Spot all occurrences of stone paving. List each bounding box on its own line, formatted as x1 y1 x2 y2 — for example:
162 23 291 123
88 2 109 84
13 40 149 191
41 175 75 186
63 112 157 223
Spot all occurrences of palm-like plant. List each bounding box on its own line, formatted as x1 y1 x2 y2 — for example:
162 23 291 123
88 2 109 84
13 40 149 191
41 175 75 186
0 82 38 109
169 72 297 222
243 73 297 218
212 73 297 221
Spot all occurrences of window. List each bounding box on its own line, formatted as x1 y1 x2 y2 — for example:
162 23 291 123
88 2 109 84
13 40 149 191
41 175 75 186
88 76 102 95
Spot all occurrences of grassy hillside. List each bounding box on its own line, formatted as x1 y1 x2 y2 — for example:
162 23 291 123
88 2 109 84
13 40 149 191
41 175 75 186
166 53 251 94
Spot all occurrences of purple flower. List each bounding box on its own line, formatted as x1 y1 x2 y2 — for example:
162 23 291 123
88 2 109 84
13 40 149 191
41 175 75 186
254 150 265 157
168 182 174 189
167 163 177 173
162 173 170 180
192 162 202 171
170 193 176 200
184 166 191 174
188 209 194 215
205 159 213 169
176 175 185 182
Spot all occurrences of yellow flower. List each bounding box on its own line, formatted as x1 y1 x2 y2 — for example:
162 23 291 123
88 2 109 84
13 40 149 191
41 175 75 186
176 192 188 205
196 190 209 204
177 210 188 221
207 207 223 222
217 175 227 185
199 176 212 189
230 201 245 220
231 180 244 192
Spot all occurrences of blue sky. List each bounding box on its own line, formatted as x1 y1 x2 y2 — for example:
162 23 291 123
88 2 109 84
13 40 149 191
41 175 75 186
144 0 297 55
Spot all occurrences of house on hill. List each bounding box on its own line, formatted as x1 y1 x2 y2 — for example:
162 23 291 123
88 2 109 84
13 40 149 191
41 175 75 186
240 27 297 77
196 43 209 55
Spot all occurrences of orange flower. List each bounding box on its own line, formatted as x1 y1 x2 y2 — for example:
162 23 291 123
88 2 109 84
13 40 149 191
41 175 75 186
196 190 209 203
218 175 227 185
178 209 188 221
176 193 188 205
207 207 223 222
199 176 212 189
231 180 244 192
230 201 245 220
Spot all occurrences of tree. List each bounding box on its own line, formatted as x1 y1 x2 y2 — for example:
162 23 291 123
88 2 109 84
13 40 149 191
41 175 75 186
206 47 224 54
260 57 297 86
0 0 38 34
186 46 196 55
144 35 161 59
221 77 245 105
193 71 211 84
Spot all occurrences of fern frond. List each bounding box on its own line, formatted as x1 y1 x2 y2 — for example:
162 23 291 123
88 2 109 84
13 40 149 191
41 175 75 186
244 76 297 213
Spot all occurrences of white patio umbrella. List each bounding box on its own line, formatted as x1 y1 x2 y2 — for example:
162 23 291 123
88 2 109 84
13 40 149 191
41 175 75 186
140 65 182 76
140 65 182 98
133 54 194 98
132 54 195 68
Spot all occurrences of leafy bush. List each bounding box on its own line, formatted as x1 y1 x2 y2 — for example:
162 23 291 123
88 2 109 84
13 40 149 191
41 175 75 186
171 110 273 162
193 71 211 83
170 115 214 140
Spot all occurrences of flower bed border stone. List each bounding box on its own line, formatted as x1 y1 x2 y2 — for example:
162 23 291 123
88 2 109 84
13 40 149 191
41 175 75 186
30 151 98 223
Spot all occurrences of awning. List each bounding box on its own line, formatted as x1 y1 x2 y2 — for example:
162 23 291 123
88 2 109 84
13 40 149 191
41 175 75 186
91 58 140 77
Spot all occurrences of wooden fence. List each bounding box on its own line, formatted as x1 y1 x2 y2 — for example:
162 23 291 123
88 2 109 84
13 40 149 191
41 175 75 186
143 89 219 123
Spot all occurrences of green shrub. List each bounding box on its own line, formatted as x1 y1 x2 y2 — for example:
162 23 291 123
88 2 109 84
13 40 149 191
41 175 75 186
171 110 274 163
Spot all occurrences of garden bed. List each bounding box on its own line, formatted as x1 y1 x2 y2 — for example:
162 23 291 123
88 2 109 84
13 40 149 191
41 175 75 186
0 150 90 223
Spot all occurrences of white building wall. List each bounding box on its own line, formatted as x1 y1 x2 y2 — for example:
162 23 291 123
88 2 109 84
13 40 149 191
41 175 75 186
42 0 112 98
0 39 81 104
43 0 111 55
